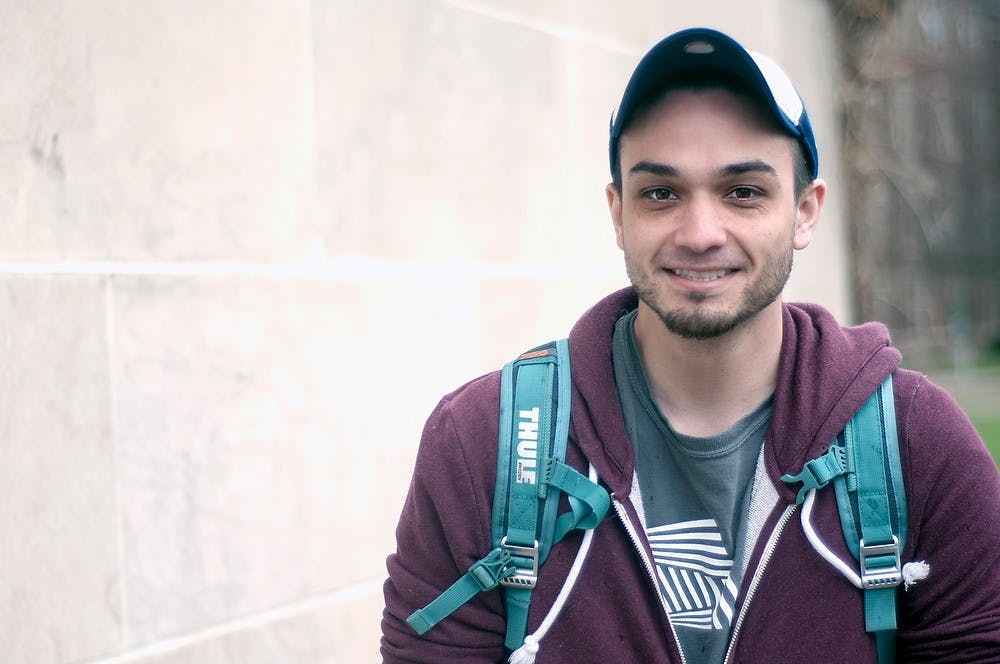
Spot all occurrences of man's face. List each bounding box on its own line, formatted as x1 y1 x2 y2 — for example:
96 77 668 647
607 88 822 340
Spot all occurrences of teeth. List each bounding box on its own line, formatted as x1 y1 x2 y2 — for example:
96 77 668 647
672 269 730 281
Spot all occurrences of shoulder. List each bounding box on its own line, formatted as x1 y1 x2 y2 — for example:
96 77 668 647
891 369 1000 655
417 370 503 472
892 367 990 481
434 371 502 428
892 368 983 459
891 367 998 544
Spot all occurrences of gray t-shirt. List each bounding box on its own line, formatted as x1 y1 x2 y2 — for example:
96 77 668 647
612 310 771 664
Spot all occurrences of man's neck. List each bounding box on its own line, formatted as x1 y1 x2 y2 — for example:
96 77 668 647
632 300 784 438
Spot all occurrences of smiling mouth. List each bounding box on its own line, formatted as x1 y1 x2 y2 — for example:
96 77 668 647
669 268 734 282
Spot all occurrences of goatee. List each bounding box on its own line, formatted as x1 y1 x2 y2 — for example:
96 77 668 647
628 249 793 340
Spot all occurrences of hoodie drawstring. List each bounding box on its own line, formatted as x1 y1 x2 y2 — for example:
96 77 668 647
508 464 600 664
800 488 929 590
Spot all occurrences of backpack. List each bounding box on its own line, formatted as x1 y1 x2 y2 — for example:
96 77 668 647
408 339 908 664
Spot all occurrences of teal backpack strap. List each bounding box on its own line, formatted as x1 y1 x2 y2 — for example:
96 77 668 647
407 339 610 651
492 341 565 648
406 546 516 635
782 375 906 664
834 375 907 664
492 339 609 650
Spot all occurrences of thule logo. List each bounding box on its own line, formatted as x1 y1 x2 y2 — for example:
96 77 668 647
516 407 539 484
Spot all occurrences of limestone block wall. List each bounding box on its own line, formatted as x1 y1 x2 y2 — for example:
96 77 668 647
0 1 846 662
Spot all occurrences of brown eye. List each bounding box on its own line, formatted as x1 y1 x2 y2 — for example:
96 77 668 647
643 187 676 201
728 186 761 200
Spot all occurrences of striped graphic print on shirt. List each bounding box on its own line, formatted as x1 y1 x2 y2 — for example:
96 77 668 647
647 518 738 631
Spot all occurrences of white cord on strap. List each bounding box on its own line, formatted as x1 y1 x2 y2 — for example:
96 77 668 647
801 488 930 591
903 560 930 590
801 489 863 588
508 464 600 664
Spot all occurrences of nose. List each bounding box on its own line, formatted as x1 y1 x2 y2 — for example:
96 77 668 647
674 196 727 253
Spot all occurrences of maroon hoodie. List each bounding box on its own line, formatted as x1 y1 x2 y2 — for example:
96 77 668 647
382 289 1000 663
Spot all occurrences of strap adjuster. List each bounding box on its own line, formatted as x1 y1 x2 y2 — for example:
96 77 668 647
467 548 515 591
499 537 539 589
860 536 902 589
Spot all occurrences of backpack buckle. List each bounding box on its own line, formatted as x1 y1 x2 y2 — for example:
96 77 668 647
859 536 902 589
467 548 515 591
499 538 539 589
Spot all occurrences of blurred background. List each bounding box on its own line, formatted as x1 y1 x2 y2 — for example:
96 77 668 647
0 1 995 662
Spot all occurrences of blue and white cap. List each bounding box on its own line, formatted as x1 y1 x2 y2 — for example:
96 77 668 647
609 27 818 180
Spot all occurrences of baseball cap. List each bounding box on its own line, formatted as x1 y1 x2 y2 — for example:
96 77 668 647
609 27 818 180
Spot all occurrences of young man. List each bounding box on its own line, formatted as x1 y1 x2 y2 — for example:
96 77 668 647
381 28 1000 663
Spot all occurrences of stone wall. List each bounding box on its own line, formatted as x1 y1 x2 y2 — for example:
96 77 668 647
0 1 846 661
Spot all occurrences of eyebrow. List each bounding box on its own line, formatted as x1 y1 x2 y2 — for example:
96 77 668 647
626 159 778 180
628 160 680 179
714 160 778 179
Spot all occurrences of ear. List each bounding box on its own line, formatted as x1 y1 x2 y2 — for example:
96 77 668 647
793 178 825 250
607 183 625 250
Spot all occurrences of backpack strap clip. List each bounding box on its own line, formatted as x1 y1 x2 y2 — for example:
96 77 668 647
499 538 540 589
860 536 902 590
781 444 847 504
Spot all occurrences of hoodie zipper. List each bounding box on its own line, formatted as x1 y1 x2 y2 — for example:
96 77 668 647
721 503 798 664
612 498 687 664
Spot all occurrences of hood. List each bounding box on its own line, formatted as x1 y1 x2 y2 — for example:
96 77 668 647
767 301 900 502
566 288 901 502
567 289 639 497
